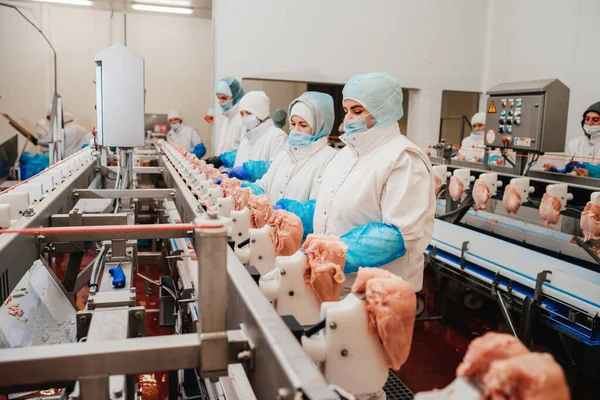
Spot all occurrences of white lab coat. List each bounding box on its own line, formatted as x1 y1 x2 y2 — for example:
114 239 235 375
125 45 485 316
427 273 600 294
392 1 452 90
168 124 203 153
566 135 600 163
255 137 336 203
64 122 92 157
36 118 50 153
458 133 485 160
234 119 287 167
313 124 435 291
215 104 245 155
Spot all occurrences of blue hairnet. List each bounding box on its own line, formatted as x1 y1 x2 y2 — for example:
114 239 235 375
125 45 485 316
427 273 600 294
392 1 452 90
342 73 404 127
288 92 334 140
216 77 245 105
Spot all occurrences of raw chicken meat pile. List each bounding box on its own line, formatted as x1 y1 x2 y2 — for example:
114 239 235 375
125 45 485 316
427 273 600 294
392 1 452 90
539 192 562 227
268 210 304 256
433 174 442 196
455 332 569 400
232 186 253 211
220 176 242 197
248 195 273 229
472 179 491 210
580 201 600 242
302 234 347 303
502 185 521 215
351 268 416 371
449 175 465 202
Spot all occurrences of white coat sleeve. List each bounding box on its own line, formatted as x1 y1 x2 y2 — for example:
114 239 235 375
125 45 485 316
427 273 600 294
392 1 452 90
254 153 281 193
308 152 336 200
381 150 435 245
190 128 203 147
268 133 288 161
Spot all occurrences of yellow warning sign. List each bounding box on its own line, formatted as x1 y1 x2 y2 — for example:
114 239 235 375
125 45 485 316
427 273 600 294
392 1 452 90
488 101 497 113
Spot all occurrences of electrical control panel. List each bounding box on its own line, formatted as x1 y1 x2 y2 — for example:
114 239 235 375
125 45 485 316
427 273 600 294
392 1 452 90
484 79 569 153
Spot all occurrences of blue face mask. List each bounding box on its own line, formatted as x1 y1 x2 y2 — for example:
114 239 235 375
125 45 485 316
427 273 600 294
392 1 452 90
343 116 369 136
471 130 483 136
288 130 314 147
220 100 233 112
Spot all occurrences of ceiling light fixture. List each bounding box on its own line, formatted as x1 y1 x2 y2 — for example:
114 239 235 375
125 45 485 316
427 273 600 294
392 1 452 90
131 4 193 14
32 0 93 5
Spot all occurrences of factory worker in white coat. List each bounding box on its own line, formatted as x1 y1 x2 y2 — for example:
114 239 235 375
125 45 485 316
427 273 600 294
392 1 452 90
63 112 92 157
36 107 51 152
566 101 600 162
233 91 287 167
313 73 435 293
457 112 486 161
254 92 336 203
214 77 246 155
167 109 205 158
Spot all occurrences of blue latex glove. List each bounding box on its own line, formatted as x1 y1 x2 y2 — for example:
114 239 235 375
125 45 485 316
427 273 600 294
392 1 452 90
273 204 284 211
583 163 600 178
549 161 585 174
488 155 501 163
192 143 207 159
81 143 89 149
241 182 265 195
242 160 272 182
109 267 126 289
214 177 223 185
226 166 247 180
220 150 237 168
340 223 406 274
275 199 316 239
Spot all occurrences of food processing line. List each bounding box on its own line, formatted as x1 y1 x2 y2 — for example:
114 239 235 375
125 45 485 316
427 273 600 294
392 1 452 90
427 79 600 386
0 44 415 400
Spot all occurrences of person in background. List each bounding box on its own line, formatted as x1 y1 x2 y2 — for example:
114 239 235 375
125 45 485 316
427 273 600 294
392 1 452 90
213 78 246 158
225 91 287 182
252 92 336 205
313 73 435 298
455 112 504 165
167 109 205 159
63 112 92 157
544 101 600 177
272 108 287 129
35 107 51 152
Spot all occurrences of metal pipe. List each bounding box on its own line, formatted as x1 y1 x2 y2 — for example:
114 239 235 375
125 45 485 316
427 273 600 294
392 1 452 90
88 245 107 294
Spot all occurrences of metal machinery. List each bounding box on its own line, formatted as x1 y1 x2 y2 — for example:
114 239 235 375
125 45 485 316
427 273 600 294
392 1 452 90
0 45 412 400
429 80 600 390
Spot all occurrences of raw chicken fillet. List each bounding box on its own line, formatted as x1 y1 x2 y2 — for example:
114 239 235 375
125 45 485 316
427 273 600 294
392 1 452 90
248 195 272 229
433 174 442 196
580 201 600 242
456 332 529 379
483 352 569 400
472 179 491 210
449 176 465 202
539 192 561 227
268 210 303 256
232 186 253 211
502 185 522 215
302 234 347 303
351 268 416 371
220 176 242 197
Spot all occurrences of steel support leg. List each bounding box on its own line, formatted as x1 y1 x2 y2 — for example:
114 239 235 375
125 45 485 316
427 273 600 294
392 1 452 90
63 251 84 292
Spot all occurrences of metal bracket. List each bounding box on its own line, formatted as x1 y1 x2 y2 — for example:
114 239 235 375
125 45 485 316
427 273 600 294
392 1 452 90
460 241 469 270
76 311 92 342
534 270 551 301
22 208 36 217
128 306 146 338
227 324 255 371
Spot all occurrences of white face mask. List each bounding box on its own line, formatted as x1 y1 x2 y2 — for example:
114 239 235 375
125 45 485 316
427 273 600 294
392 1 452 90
170 123 181 131
584 124 600 137
242 115 260 130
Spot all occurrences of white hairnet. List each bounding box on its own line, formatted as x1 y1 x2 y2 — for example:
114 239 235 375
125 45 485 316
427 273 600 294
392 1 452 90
63 112 74 123
215 80 233 97
471 112 486 126
290 102 315 130
238 91 270 120
288 92 335 139
168 109 183 120
342 73 404 127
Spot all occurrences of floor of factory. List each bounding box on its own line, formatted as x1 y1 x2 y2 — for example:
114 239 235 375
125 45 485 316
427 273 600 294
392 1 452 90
3 249 599 399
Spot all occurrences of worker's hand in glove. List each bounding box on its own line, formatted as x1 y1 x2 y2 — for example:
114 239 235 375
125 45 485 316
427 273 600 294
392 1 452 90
206 156 223 168
192 143 206 159
226 166 247 180
275 199 316 239
219 150 237 168
241 182 265 195
214 177 222 185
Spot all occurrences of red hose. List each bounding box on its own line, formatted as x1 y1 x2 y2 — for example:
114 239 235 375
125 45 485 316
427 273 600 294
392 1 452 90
0 223 224 236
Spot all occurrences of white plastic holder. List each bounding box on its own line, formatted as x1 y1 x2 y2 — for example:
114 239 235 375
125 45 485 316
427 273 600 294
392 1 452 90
453 168 475 190
301 294 389 397
508 177 534 204
259 250 322 325
14 182 44 205
247 225 277 275
432 165 451 186
591 192 600 205
0 192 30 219
196 180 212 196
192 172 208 185
478 172 502 196
413 377 482 400
0 204 11 228
32 176 55 197
546 184 573 211
204 186 223 208
48 170 63 187
230 208 251 248
217 196 234 218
